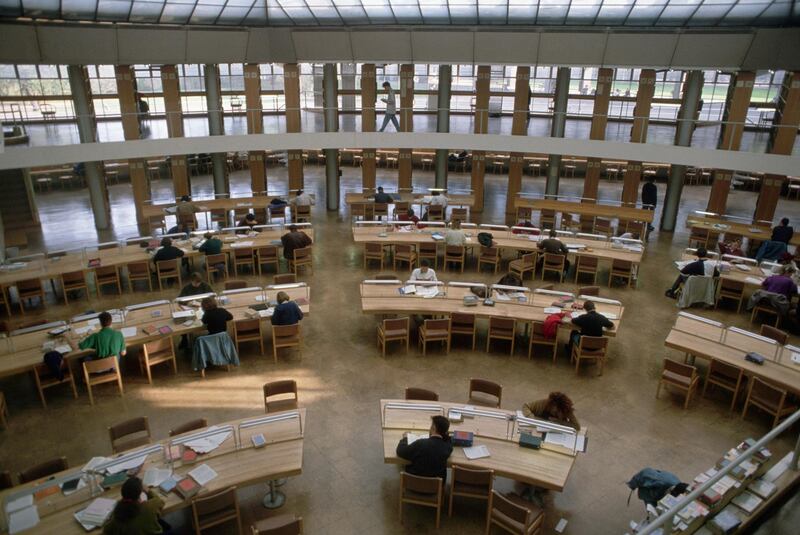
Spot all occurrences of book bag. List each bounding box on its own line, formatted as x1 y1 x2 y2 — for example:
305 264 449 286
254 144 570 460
477 232 493 248
543 313 566 339
626 468 686 507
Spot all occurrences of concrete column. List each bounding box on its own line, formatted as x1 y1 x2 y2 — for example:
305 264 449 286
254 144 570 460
244 63 267 194
160 65 190 198
754 71 800 222
283 63 304 190
545 67 570 197
360 64 377 190
661 71 704 232
471 65 491 212
582 68 614 202
114 65 150 227
67 65 110 230
621 69 656 205
323 63 340 211
204 64 229 195
507 66 531 215
434 65 451 189
398 64 414 190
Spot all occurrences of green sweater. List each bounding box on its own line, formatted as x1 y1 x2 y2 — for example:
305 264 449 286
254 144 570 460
199 237 223 255
78 327 126 359
102 493 164 535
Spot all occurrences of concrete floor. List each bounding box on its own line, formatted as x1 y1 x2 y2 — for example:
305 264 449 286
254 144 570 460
2 167 799 534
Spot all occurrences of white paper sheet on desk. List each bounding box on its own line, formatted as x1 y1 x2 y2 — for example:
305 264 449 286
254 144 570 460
255 295 265 302
121 327 138 339
407 433 429 445
745 276 764 285
189 464 218 486
544 432 577 450
402 285 416 294
494 293 512 301
231 241 254 248
105 454 148 475
88 319 101 327
5 494 33 514
82 456 109 473
735 264 751 271
143 468 172 488
0 262 27 270
185 427 231 453
54 344 73 354
543 307 562 314
258 308 275 318
61 477 88 496
417 287 438 297
463 445 491 460
74 325 94 336
623 245 643 252
110 312 123 324
565 243 586 249
760 267 775 276
8 505 39 534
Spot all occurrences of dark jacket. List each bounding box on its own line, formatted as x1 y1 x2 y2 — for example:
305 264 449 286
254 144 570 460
102 492 164 535
202 307 233 335
281 231 312 260
681 258 717 277
374 192 393 203
198 238 223 255
271 301 304 326
153 245 184 264
538 238 569 256
571 310 613 337
641 182 657 207
771 225 793 244
396 435 453 481
179 281 214 298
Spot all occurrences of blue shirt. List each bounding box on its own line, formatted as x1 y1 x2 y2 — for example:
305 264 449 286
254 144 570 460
271 301 304 326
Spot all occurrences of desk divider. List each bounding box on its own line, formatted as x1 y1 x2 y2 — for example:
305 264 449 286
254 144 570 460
221 226 251 233
10 320 67 336
721 254 757 266
534 289 575 298
237 411 303 446
724 327 780 360
174 293 216 305
383 402 444 425
576 233 608 241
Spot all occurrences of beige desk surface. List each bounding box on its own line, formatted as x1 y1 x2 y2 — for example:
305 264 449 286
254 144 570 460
685 215 800 247
141 196 288 219
0 229 313 289
380 400 578 491
360 283 621 336
664 319 800 394
345 192 475 208
352 227 644 265
513 198 655 224
678 253 768 289
0 410 305 534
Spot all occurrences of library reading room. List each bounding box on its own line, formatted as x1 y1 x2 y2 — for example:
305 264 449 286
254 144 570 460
0 3 799 535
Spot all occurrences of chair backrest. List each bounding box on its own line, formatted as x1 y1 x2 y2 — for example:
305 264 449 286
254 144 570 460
481 246 499 258
612 259 633 270
538 283 554 291
258 245 279 259
365 242 383 253
720 278 745 292
395 244 413 254
156 259 179 273
296 204 311 216
750 377 786 407
424 318 450 332
193 485 239 520
489 317 515 331
252 516 303 535
84 356 119 374
109 416 150 443
169 418 208 437
451 312 475 328
452 465 493 487
578 336 608 354
374 202 389 213
206 253 227 266
144 337 172 355
531 320 547 336
236 318 261 333
521 253 536 266
264 379 298 399
234 247 254 260
95 265 118 279
62 270 86 284
225 280 248 290
127 261 150 276
429 205 443 216
577 255 598 268
578 286 600 296
469 378 502 403
383 317 409 332
760 324 788 345
663 358 695 379
543 253 565 266
374 273 398 280
274 274 297 284
709 359 743 382
405 387 439 401
491 490 530 525
273 324 300 338
445 245 465 256
419 242 437 254
17 278 42 292
18 457 68 484
293 247 312 261
402 472 441 495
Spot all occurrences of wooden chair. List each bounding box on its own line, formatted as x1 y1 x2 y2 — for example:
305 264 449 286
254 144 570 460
94 266 123 295
509 253 536 281
405 387 439 401
751 301 780 327
293 204 312 223
516 206 533 222
289 247 313 276
373 202 389 221
689 227 712 248
233 247 256 276
140 338 178 384
571 336 609 376
427 204 444 221
449 465 493 517
608 259 634 288
272 324 301 364
418 318 451 356
377 317 410 357
416 242 438 269
593 218 613 237
60 271 89 304
234 318 265 355
206 253 229 283
468 378 502 408
170 418 208 437
263 380 299 413
450 207 469 223
574 255 598 284
656 358 699 409
393 244 417 271
33 360 78 408
225 280 248 291
257 246 280 275
528 320 557 362
18 457 68 484
541 253 565 283
450 312 476 350
274 274 297 285
478 246 501 273
148 216 166 235
351 203 369 221
393 201 410 218
364 242 385 269
540 209 555 229
156 259 182 291
715 278 745 313
108 416 151 453
126 261 153 292
760 324 788 345
703 359 745 411
191 486 242 535
741 377 798 428
399 472 443 529
444 245 466 272
578 286 600 297
251 514 303 535
486 490 544 535
16 278 45 313
486 317 515 355
82 357 124 406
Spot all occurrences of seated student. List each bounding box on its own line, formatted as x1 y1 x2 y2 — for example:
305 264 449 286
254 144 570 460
201 296 233 335
758 264 797 300
444 219 466 246
537 229 571 272
237 213 258 232
165 223 190 237
665 247 718 298
423 191 448 220
153 237 185 264
373 186 393 204
410 259 437 281
291 189 315 207
103 476 167 535
271 291 304 326
396 415 453 482
179 272 214 298
79 311 126 361
564 300 613 356
197 232 223 255
522 391 580 430
397 208 419 225
281 224 313 261
772 217 793 244
497 272 523 287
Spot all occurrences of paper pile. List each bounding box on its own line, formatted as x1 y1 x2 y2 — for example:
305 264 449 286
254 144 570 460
184 427 232 454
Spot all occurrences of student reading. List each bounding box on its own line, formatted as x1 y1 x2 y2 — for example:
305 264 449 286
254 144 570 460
79 311 126 361
103 476 168 535
271 291 304 326
396 415 453 482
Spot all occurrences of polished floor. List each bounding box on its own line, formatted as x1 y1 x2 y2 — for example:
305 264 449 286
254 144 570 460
1 168 799 534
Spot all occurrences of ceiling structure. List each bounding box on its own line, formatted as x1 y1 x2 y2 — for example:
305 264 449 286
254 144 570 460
0 0 798 28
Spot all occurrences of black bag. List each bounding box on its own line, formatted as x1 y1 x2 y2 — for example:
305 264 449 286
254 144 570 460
477 232 493 247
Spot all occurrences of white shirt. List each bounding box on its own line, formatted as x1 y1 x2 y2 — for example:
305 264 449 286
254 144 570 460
429 195 448 207
445 229 466 247
381 87 397 114
410 268 437 281
292 192 315 206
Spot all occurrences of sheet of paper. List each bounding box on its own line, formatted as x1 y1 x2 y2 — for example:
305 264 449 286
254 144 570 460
105 454 147 475
555 518 568 533
88 318 100 327
82 456 110 473
417 286 438 297
5 494 33 514
494 293 512 301
120 327 138 338
142 468 172 488
258 308 275 318
543 307 562 314
406 433 429 445
735 264 752 271
463 445 491 460
231 241 254 248
8 505 39 534
184 427 232 454
570 311 585 319
744 276 764 285
188 464 218 486
402 285 416 294
53 344 73 354
576 435 587 453
545 432 577 450
73 325 94 335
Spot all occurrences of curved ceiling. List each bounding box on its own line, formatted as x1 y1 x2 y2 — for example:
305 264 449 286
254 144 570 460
0 0 798 28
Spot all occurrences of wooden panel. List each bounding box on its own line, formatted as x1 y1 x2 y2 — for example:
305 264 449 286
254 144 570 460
583 159 602 202
474 65 490 135
362 149 376 190
115 66 149 224
284 63 302 133
249 151 267 194
398 149 413 190
506 153 524 215
511 66 530 136
288 150 304 190
582 68 613 202
399 64 414 133
160 65 189 198
621 69 656 205
516 198 654 223
471 150 486 212
244 63 267 193
361 64 377 189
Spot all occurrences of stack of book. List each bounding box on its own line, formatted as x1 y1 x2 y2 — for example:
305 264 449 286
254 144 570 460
74 498 115 530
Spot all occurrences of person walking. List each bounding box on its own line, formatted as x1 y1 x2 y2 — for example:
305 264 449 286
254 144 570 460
379 81 400 132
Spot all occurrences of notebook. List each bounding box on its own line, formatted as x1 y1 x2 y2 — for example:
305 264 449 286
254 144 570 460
463 445 490 460
174 477 201 500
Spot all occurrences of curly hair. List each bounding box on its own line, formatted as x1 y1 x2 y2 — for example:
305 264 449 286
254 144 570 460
547 392 574 418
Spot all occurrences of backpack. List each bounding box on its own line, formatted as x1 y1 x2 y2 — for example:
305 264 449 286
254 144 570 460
543 313 566 339
626 468 685 507
477 232 493 248
43 350 65 381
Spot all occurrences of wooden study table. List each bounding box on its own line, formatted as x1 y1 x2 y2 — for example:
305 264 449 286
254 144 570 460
513 198 655 225
360 282 622 336
0 410 305 534
677 253 770 290
664 314 800 394
345 191 475 209
141 195 284 220
380 399 581 491
685 214 800 247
